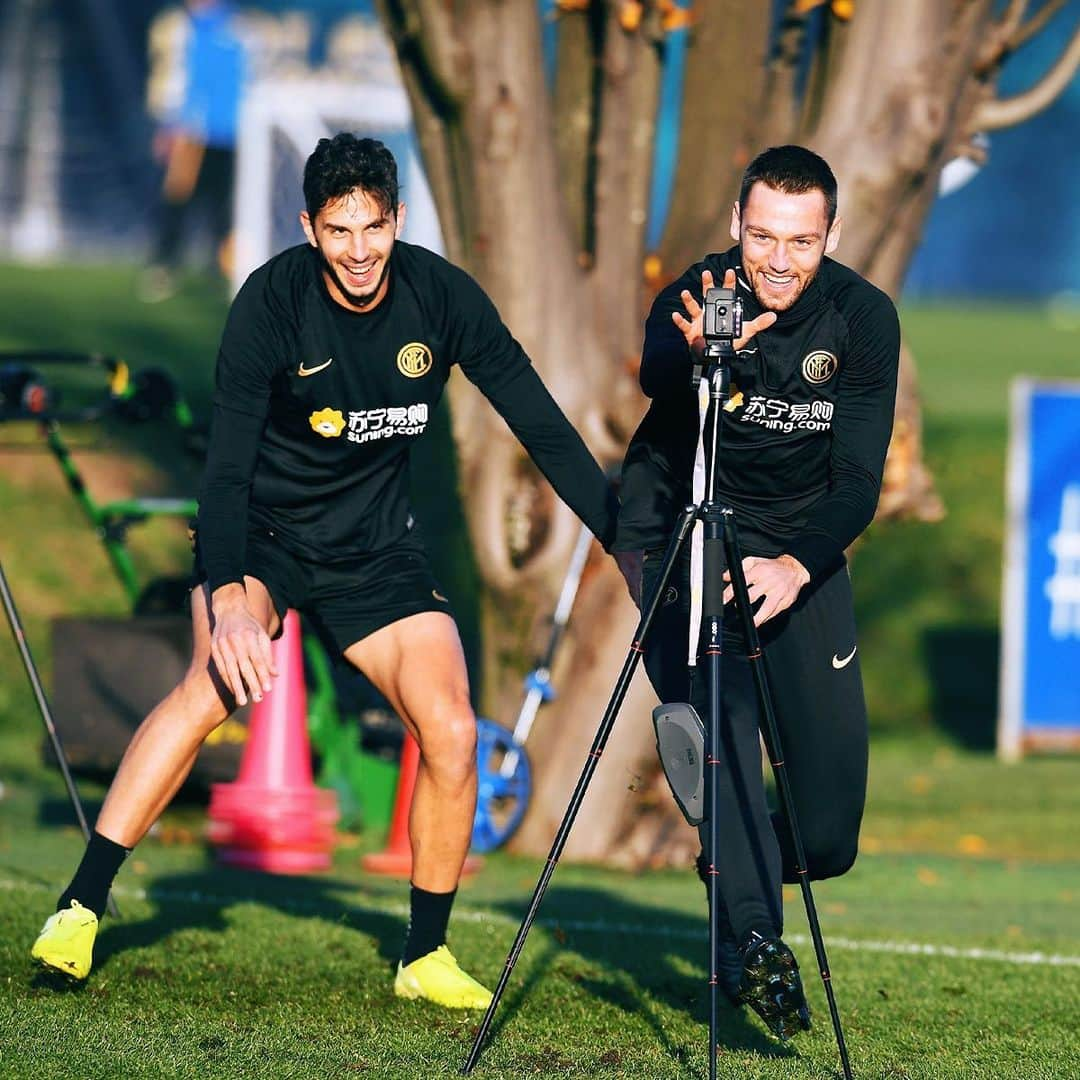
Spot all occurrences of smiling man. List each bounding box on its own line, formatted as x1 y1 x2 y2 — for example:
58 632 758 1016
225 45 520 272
31 134 634 1007
615 145 900 1040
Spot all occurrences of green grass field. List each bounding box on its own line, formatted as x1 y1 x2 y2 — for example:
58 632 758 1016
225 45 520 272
1 264 1079 1078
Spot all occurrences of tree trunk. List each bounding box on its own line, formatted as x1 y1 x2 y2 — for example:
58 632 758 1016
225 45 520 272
375 0 1079 865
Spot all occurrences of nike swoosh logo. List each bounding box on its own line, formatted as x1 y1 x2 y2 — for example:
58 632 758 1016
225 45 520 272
298 357 333 377
832 646 857 670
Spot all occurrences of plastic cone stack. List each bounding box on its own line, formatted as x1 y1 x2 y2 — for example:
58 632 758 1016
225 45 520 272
208 609 338 873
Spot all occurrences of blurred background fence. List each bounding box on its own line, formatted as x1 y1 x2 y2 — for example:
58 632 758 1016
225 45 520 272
0 1 1076 296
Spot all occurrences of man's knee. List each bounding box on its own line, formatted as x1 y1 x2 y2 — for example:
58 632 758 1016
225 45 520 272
776 811 860 882
805 837 859 880
417 697 477 785
173 667 233 735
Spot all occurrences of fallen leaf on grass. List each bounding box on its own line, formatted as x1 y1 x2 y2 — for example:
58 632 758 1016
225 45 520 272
154 825 196 846
906 774 933 795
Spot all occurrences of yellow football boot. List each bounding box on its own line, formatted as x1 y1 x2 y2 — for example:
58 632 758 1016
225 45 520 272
394 945 493 1009
30 900 99 981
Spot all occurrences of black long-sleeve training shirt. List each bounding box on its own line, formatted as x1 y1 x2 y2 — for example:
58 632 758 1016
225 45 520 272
615 247 900 580
197 241 618 592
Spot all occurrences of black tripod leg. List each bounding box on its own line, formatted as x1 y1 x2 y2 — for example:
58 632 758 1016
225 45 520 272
0 560 119 919
720 512 853 1079
461 507 697 1076
698 506 729 1080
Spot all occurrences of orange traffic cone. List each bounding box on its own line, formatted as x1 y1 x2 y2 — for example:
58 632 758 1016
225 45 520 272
362 731 482 878
361 733 419 876
207 609 338 873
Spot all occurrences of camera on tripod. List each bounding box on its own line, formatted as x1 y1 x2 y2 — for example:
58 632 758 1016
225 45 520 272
702 286 743 359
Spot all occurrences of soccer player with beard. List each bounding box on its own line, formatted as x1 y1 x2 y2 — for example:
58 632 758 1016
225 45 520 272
31 133 637 1007
614 145 900 1039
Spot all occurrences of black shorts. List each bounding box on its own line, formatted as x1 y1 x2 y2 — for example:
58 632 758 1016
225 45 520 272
193 524 453 654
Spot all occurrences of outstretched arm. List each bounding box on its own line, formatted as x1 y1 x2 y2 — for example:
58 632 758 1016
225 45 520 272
196 276 284 702
452 274 619 552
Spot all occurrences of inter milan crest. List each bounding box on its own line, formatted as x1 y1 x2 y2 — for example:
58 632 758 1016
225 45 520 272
801 349 838 385
397 341 433 378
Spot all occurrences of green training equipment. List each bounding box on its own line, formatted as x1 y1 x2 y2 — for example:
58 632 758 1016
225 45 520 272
1 351 395 831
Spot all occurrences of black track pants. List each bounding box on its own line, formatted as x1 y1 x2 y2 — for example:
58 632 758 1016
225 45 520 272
641 548 868 942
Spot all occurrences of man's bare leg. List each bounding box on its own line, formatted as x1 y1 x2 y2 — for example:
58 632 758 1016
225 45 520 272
48 579 277 916
96 578 279 847
344 610 476 893
345 611 490 1007
32 577 279 979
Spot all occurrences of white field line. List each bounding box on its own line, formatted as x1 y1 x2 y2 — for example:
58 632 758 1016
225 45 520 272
4 875 1079 969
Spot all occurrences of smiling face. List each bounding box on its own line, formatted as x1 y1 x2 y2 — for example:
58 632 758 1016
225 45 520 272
731 181 841 312
300 188 406 312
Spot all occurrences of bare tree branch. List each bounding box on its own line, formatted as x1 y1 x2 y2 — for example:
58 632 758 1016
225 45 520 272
974 0 1026 72
759 0 811 147
1013 0 1071 49
971 22 1080 132
591 2 661 361
375 0 467 112
552 7 598 256
798 7 852 137
659 0 772 274
374 0 473 264
998 0 1030 43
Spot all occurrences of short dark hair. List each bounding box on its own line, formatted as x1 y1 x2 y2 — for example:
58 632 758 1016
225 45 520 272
303 133 399 222
738 145 837 227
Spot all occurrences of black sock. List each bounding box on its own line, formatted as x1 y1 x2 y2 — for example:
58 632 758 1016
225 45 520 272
401 884 456 966
57 831 130 919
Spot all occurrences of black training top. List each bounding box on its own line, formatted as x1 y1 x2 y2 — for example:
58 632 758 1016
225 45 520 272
615 247 900 580
197 240 618 593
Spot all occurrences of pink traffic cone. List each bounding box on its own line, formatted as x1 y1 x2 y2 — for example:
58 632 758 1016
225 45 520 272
362 732 482 878
207 609 338 873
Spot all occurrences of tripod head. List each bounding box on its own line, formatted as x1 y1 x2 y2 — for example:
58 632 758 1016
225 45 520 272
693 285 742 412
702 285 742 360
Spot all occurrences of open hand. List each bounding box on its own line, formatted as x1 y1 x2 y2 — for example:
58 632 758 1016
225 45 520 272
210 598 277 706
672 268 777 356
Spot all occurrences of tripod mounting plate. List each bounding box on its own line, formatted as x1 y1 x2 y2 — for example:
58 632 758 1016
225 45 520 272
653 702 706 826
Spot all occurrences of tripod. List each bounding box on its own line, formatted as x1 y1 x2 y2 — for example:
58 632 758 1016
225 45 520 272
462 306 853 1079
0 558 119 918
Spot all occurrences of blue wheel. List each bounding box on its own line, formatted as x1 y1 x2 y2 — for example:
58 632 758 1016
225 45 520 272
471 716 531 852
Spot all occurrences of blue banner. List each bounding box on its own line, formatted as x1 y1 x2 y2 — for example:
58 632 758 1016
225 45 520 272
999 380 1080 758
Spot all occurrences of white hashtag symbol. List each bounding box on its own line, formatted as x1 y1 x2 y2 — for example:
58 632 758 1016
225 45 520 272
1046 485 1080 639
